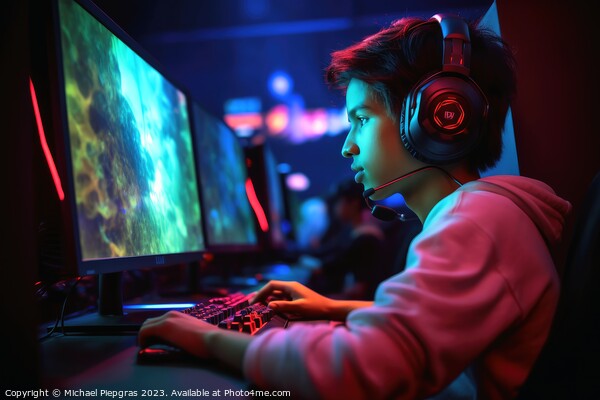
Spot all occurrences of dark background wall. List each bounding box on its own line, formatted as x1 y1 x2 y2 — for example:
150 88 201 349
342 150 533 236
2 0 41 389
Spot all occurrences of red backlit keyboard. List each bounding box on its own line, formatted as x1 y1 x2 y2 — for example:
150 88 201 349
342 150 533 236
137 292 287 364
180 292 286 335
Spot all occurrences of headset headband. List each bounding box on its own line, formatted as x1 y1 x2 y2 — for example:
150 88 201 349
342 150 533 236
431 14 471 75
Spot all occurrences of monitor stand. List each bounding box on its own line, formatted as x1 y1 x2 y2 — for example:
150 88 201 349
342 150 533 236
49 272 171 335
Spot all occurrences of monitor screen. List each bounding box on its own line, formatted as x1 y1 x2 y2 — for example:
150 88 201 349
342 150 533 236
191 102 258 251
53 0 206 275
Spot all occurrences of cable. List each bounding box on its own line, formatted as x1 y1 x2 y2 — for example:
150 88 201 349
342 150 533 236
39 276 82 340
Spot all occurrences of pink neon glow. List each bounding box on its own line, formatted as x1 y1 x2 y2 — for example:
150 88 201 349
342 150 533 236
29 77 65 201
245 178 269 232
286 172 310 191
300 108 328 138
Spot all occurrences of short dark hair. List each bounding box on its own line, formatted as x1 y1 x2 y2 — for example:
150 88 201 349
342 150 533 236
325 17 516 172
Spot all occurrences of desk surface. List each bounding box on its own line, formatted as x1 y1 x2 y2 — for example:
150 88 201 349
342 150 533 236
39 262 313 397
41 334 252 398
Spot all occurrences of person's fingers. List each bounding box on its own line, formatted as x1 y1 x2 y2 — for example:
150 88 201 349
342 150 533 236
267 299 304 314
251 280 297 303
249 282 272 303
141 310 176 325
138 311 182 347
138 323 165 348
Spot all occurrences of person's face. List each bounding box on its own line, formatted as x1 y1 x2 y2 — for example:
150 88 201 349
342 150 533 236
341 79 421 200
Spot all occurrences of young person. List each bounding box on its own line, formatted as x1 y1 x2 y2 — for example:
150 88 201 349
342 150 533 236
138 14 571 399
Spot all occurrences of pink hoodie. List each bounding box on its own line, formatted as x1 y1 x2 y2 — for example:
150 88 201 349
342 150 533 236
243 175 572 399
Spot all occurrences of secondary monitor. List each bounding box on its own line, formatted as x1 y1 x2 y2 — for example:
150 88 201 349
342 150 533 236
191 102 258 252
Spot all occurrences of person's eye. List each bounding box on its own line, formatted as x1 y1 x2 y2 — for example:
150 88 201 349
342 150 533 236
357 116 368 127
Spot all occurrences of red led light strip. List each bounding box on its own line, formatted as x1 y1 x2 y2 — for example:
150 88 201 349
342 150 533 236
29 77 65 201
245 178 269 232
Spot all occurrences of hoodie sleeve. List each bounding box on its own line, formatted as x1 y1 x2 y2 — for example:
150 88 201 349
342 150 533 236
244 224 523 396
243 182 563 399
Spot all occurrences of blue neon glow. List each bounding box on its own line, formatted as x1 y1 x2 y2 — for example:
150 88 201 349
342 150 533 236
269 70 293 98
123 303 196 310
146 18 354 43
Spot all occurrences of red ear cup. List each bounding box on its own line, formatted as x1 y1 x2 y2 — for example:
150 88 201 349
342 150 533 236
400 71 488 164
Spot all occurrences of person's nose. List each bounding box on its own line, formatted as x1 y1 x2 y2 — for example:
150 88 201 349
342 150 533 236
341 132 358 158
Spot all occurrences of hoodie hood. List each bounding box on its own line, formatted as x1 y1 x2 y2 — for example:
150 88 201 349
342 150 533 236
460 175 572 245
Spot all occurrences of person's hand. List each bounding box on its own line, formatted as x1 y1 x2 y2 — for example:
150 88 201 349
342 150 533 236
138 311 220 358
251 280 335 320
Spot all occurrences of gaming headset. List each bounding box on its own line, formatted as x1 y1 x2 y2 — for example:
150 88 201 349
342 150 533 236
400 14 489 165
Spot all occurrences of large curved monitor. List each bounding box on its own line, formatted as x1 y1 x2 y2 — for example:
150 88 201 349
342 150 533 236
31 0 206 327
191 103 258 252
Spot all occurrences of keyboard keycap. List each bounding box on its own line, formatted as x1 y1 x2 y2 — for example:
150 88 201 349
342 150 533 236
181 292 279 335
